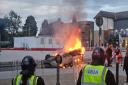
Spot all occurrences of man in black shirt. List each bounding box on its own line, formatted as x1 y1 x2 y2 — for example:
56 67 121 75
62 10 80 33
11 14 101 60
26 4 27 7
76 47 116 85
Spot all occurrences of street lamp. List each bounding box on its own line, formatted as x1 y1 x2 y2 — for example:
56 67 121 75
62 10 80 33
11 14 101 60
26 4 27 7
95 17 103 46
113 29 123 85
55 54 62 85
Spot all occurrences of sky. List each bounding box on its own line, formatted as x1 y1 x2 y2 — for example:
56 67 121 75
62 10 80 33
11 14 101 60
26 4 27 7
1 0 128 29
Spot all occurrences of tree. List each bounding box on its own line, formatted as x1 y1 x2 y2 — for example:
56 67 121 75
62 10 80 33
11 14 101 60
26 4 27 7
23 15 38 36
6 10 22 36
0 18 10 41
0 10 22 48
3 10 22 47
0 18 11 47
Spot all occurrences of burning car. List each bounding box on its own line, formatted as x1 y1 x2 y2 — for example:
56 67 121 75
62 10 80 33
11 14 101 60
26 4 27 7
43 24 85 68
42 49 84 68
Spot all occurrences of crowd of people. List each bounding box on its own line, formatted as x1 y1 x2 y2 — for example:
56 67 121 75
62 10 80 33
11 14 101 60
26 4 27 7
104 44 128 84
102 43 128 84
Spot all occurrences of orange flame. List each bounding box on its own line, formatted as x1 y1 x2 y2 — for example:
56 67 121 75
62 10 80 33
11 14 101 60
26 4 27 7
63 28 85 54
53 25 85 68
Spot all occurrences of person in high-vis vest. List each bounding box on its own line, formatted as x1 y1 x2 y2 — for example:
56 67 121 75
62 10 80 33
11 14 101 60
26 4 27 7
77 47 116 85
12 56 45 85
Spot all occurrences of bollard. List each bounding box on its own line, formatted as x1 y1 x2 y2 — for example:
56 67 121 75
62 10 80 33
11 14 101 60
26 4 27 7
56 64 60 85
116 62 119 85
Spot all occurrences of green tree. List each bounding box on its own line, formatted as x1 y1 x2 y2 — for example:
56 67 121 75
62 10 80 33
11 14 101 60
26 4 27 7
23 15 38 36
7 10 22 36
0 10 22 48
0 18 10 41
0 18 11 47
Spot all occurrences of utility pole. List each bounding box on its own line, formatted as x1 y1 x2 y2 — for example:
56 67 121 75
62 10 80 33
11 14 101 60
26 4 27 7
115 33 119 85
99 27 102 46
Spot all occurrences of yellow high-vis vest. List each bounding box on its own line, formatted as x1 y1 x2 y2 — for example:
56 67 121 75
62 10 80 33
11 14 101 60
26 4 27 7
81 65 108 85
13 74 38 85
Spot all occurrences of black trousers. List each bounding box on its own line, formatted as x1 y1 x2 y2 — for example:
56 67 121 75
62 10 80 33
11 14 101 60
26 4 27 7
107 57 112 66
125 69 128 82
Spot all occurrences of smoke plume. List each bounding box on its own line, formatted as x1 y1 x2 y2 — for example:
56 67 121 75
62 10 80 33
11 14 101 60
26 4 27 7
53 0 86 51
62 0 86 20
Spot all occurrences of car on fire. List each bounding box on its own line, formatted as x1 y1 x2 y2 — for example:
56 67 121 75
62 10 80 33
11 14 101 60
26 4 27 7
42 49 84 68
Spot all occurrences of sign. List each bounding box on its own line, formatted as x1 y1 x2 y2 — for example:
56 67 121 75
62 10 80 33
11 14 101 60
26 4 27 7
96 17 103 27
55 54 62 64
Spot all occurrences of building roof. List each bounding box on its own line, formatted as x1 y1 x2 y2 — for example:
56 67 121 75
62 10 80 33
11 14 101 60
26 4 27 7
94 11 115 19
116 11 128 20
95 11 128 20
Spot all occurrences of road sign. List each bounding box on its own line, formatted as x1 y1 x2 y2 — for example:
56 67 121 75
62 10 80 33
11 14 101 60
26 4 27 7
96 17 103 27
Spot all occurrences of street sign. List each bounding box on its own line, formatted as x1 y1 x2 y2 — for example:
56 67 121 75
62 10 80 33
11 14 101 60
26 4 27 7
95 17 103 46
96 17 103 27
55 54 62 64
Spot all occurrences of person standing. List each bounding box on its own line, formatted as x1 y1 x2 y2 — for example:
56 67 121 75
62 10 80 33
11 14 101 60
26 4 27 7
76 47 116 85
106 44 113 66
115 48 123 66
12 55 45 85
123 49 128 83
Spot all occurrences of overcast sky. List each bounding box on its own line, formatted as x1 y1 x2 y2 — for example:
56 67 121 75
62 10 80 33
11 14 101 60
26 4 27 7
0 0 128 29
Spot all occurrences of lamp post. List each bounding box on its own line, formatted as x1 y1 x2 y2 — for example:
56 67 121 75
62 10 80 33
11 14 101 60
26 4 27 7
99 27 102 46
55 54 62 85
111 29 119 85
95 17 103 46
114 29 123 85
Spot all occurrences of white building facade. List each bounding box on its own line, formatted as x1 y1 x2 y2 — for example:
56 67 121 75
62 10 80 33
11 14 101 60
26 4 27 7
14 36 63 49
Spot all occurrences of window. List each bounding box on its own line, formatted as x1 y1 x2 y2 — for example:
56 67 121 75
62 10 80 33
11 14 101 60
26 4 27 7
49 38 52 44
41 38 44 44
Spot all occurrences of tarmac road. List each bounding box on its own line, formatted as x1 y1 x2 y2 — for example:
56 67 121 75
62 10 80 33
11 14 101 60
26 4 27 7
0 50 127 85
0 62 127 85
